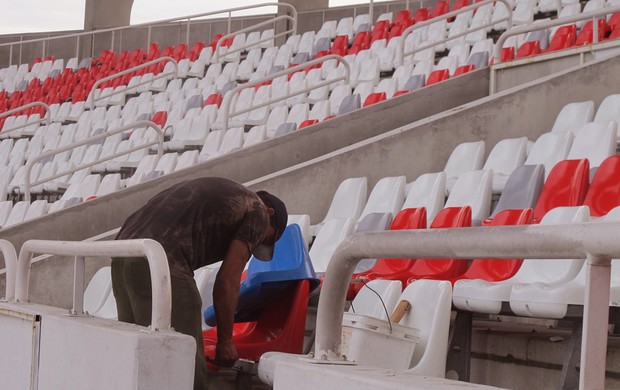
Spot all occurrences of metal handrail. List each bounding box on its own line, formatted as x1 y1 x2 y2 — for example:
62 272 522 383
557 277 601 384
23 120 164 202
0 3 296 65
87 56 178 109
222 54 351 132
0 102 51 136
316 221 620 389
494 4 620 64
0 240 18 302
213 15 297 63
398 0 513 66
15 239 172 331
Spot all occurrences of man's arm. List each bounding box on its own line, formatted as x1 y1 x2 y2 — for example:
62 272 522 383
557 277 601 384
212 238 251 366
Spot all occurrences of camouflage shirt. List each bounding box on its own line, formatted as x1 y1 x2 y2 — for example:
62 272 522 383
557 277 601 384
116 177 269 279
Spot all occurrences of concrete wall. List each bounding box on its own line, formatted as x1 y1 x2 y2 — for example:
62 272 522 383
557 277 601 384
0 70 487 307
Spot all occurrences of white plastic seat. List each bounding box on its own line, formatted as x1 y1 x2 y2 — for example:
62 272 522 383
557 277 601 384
243 126 267 148
198 129 225 161
594 94 620 143
309 218 355 273
374 78 397 99
358 176 406 223
329 85 352 116
491 1 512 30
444 141 486 192
448 43 471 67
311 177 368 236
403 172 446 226
513 1 535 25
336 17 354 43
444 170 493 225
393 64 415 91
425 20 448 52
308 100 330 121
524 132 573 179
95 173 121 197
482 137 528 194
124 155 159 188
265 106 289 138
353 82 375 106
411 58 433 80
246 85 271 126
0 201 12 226
287 214 312 249
173 150 198 172
23 200 48 221
3 200 29 228
567 121 617 169
350 58 380 87
446 20 468 51
509 206 620 319
453 206 590 314
258 29 275 49
435 56 458 77
551 100 595 136
84 266 112 316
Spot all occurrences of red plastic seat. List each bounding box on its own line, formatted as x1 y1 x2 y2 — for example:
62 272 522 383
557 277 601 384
146 42 161 60
172 43 188 62
189 42 206 61
516 41 541 59
394 10 412 27
431 0 450 18
203 279 311 363
405 206 472 281
351 31 371 50
151 111 168 128
454 64 475 76
413 8 431 23
501 46 515 62
426 69 450 86
450 209 533 284
545 31 576 52
393 90 411 97
583 156 620 218
608 12 620 31
208 33 225 51
532 159 590 222
204 93 224 108
299 119 319 129
372 20 390 35
575 19 607 46
362 92 387 107
331 35 349 56
349 208 427 295
388 24 405 41
371 28 389 43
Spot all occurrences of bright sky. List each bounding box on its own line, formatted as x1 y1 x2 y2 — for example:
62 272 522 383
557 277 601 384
0 0 387 35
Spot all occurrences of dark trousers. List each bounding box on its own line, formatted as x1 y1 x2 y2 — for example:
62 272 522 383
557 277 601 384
111 257 209 390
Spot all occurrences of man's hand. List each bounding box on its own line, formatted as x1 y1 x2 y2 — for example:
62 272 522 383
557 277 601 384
208 339 238 367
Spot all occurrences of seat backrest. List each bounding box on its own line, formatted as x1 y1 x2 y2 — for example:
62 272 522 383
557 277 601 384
399 280 452 376
551 100 594 135
358 176 406 222
402 172 446 225
491 164 545 217
403 74 425 91
309 218 355 273
287 215 311 249
349 279 403 320
337 94 361 115
594 94 620 125
524 131 573 179
444 140 485 182
533 159 589 221
84 266 112 314
247 224 317 282
461 209 534 281
445 170 492 223
353 212 393 273
322 177 368 224
482 137 528 175
4 200 29 228
567 121 617 168
584 156 620 217
511 206 590 284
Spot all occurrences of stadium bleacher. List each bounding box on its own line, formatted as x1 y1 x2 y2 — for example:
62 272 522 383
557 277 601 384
4 0 620 388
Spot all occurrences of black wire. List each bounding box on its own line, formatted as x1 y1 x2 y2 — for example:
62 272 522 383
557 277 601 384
359 279 393 333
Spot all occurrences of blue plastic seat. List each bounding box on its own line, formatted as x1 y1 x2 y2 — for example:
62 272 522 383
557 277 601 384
204 223 318 326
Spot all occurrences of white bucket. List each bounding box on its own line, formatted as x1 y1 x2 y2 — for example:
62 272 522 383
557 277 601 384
341 313 420 370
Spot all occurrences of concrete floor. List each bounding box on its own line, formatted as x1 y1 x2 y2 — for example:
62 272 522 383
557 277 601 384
207 368 272 390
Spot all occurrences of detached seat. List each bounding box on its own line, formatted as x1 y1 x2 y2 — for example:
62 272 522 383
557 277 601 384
203 224 319 362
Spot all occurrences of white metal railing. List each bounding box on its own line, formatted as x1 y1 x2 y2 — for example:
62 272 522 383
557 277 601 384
14 239 172 331
490 4 620 93
0 240 18 302
0 3 296 66
398 0 513 66
22 120 164 202
0 102 51 137
213 15 297 63
87 56 178 109
222 54 351 132
315 222 620 389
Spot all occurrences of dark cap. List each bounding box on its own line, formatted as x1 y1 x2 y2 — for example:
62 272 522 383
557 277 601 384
254 190 288 261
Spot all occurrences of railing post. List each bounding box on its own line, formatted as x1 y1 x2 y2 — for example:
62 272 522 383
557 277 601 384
72 256 86 315
580 253 611 390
